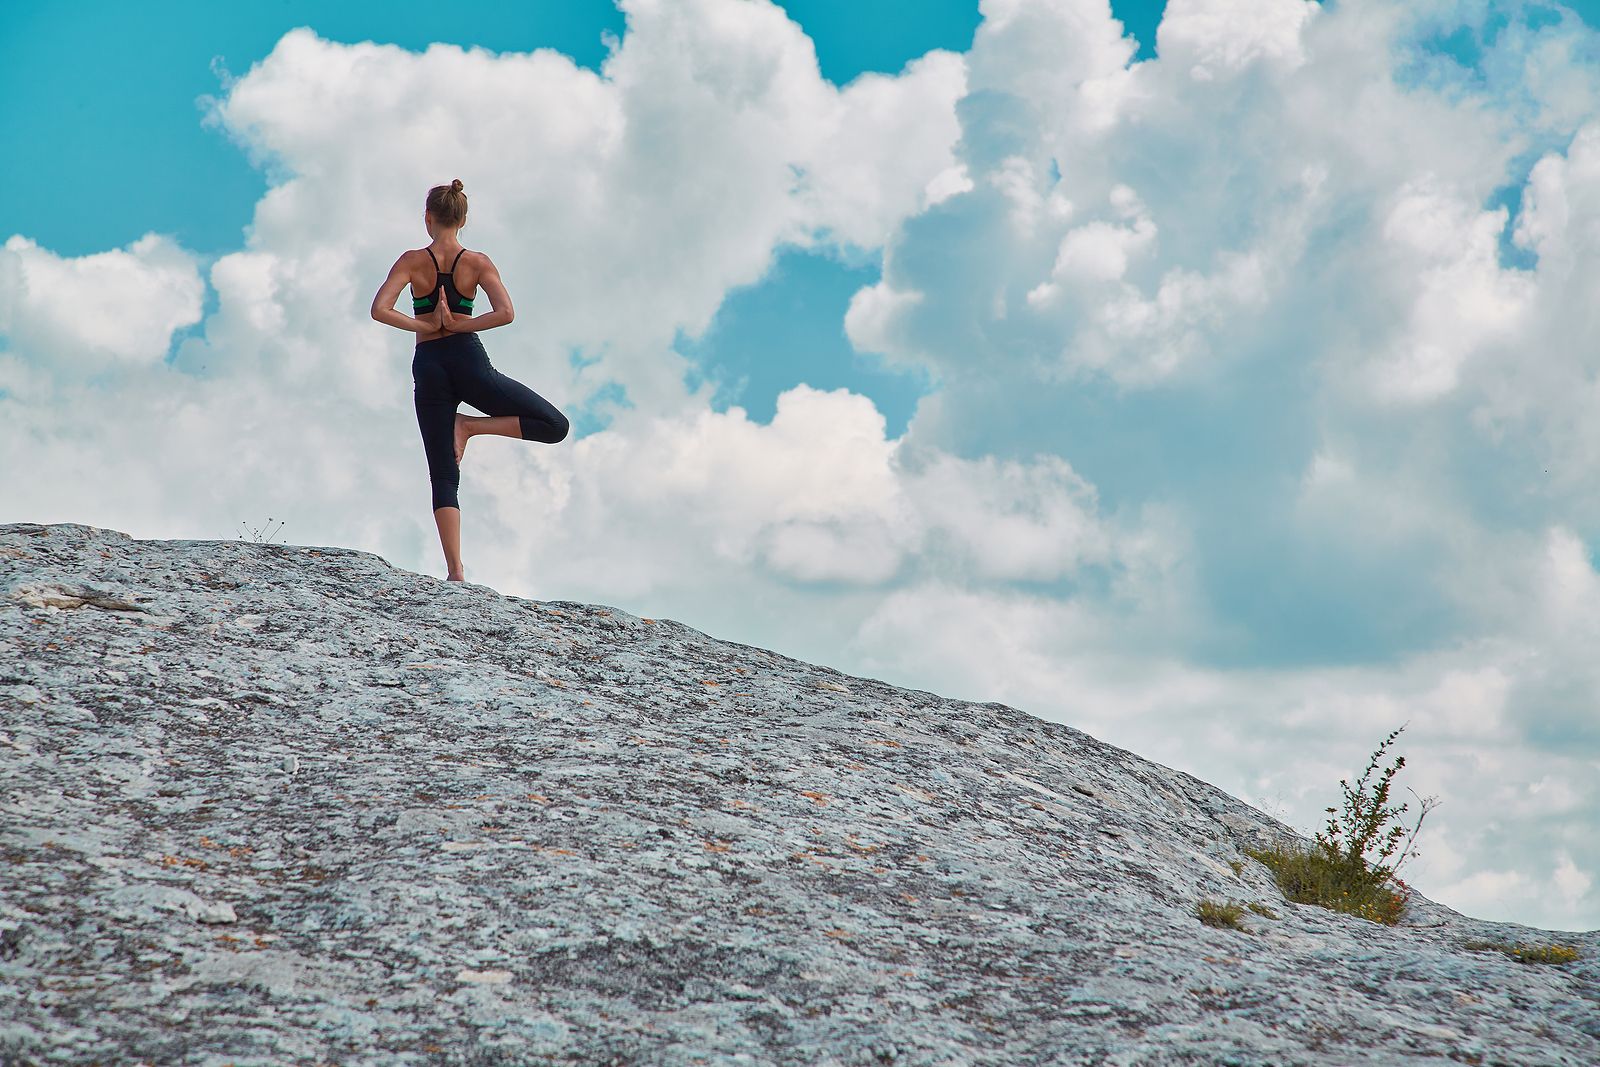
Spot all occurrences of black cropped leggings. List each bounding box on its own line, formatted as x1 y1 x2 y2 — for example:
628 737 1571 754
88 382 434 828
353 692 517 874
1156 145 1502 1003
412 332 569 511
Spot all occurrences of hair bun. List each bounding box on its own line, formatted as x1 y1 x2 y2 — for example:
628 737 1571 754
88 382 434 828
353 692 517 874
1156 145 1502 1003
451 179 464 193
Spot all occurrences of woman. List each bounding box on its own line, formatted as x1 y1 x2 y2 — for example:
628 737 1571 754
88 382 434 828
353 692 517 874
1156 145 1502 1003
371 179 570 582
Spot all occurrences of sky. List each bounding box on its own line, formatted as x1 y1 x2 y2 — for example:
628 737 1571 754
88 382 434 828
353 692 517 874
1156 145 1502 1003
2 0 1598 933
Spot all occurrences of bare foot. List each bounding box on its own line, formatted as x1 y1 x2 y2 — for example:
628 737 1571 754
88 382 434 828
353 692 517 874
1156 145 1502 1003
446 569 465 582
454 413 469 464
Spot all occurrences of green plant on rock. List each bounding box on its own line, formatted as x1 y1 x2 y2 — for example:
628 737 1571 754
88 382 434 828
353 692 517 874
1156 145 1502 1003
1245 723 1439 926
1195 899 1246 930
1316 723 1433 882
1461 939 1581 965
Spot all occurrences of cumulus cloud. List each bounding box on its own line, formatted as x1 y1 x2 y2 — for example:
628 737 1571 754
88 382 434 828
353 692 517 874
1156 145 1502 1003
0 234 203 376
462 382 1168 616
1363 179 1536 403
1157 0 1319 81
177 1 965 417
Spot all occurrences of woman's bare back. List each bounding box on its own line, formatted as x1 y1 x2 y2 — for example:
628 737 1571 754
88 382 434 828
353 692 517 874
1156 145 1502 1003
409 246 483 342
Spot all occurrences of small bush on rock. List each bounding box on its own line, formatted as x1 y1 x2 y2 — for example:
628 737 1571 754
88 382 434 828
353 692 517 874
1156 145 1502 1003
1462 939 1581 965
1195 899 1246 929
1245 842 1409 924
1246 724 1438 926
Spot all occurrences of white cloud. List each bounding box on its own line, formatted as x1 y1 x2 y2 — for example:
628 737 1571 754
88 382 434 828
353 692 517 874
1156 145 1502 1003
0 234 203 375
841 281 923 367
1157 0 1320 81
1553 852 1593 910
903 451 1114 580
924 163 976 207
796 52 969 248
1037 208 1157 288
969 0 1139 138
167 2 964 419
462 382 1165 600
1365 180 1535 403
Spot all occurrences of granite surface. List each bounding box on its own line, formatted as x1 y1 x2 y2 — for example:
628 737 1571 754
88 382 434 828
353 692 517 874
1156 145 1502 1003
1 521 1595 1066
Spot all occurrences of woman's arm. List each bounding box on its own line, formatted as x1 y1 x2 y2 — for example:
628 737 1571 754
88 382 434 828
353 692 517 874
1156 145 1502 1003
371 253 442 333
443 255 514 333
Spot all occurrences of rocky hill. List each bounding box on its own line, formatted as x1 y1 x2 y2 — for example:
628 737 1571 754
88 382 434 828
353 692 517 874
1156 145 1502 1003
1 521 1595 1066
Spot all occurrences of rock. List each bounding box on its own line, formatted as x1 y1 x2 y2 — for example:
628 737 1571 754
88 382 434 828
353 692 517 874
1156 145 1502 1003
9 580 147 613
455 968 513 985
184 900 237 925
0 520 1595 1067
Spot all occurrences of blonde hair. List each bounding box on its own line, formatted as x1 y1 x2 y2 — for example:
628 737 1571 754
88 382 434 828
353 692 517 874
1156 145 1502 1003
425 179 467 228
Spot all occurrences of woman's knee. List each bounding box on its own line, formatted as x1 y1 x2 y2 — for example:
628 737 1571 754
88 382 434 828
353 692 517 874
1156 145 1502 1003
519 411 570 444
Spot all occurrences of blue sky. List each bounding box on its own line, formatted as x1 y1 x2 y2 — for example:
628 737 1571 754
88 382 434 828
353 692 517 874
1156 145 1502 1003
4 0 1600 932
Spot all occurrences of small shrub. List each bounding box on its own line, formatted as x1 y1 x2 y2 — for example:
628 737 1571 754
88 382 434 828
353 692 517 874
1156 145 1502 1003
1195 899 1246 930
1245 841 1408 924
1315 724 1436 885
1246 724 1438 926
1227 859 1245 877
1462 939 1580 965
238 518 286 544
1245 902 1279 919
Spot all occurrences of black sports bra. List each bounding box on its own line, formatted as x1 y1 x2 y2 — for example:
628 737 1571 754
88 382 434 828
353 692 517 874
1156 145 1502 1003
412 247 476 316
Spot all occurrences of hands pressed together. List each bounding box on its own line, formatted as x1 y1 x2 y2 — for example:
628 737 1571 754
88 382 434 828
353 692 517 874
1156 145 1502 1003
428 284 458 333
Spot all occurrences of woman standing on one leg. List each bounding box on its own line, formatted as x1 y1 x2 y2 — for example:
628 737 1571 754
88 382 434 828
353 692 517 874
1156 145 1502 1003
370 179 570 582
